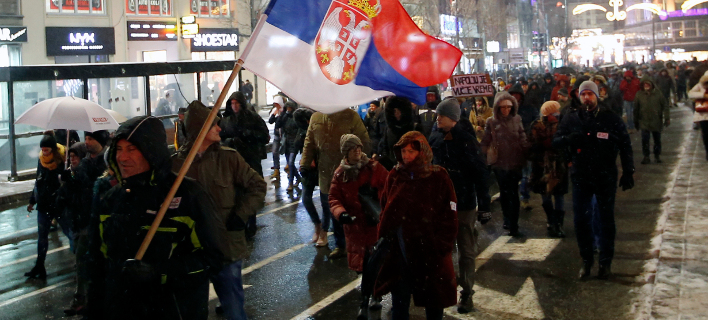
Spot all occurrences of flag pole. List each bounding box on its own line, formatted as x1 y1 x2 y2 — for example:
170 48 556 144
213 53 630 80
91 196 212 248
135 59 244 260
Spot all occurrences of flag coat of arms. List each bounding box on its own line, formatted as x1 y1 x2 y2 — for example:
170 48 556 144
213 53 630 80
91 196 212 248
241 0 462 113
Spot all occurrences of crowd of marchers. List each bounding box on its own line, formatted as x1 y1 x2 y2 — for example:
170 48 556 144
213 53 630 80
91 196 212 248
22 59 708 320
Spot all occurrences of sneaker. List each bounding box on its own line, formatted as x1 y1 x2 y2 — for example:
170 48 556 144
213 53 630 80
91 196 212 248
329 247 346 259
457 293 474 313
641 156 651 164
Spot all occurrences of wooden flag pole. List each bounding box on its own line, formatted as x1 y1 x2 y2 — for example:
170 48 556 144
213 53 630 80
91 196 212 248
135 59 244 260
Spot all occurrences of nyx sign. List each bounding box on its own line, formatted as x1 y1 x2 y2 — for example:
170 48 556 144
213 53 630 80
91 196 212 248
46 27 116 56
0 27 28 43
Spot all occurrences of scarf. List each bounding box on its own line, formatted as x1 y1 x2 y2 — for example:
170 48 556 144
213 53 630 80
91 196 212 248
339 154 370 183
39 143 65 171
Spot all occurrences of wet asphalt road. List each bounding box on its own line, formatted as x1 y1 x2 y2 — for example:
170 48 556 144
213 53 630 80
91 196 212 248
0 106 697 320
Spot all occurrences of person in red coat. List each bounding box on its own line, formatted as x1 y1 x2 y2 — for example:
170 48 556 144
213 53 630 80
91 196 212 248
373 131 458 320
329 134 389 318
619 70 641 131
551 74 570 101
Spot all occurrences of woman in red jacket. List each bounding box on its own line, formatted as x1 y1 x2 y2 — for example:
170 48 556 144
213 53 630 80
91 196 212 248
373 131 458 320
329 134 389 318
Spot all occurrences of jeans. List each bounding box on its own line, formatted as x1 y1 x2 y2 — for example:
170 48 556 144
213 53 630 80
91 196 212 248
272 139 281 170
37 210 73 266
287 153 301 186
641 130 662 157
391 278 443 320
321 193 346 249
541 194 564 211
302 184 329 231
456 210 478 297
623 101 635 130
211 260 247 320
519 161 532 201
493 168 522 232
572 182 617 266
590 195 601 250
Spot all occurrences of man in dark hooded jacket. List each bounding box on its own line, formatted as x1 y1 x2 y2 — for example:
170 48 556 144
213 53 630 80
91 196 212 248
634 76 670 164
377 97 423 170
654 68 675 107
87 116 226 320
542 73 555 102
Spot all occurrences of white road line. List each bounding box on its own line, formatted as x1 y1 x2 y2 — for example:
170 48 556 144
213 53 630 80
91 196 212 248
0 245 71 269
290 277 362 320
0 227 37 240
0 279 73 308
256 196 320 218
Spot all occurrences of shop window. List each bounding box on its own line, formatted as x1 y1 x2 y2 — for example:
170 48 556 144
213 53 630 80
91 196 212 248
0 0 20 15
685 29 697 38
88 77 146 122
0 45 21 67
12 80 85 135
189 0 230 18
126 0 172 16
47 0 106 14
192 51 237 108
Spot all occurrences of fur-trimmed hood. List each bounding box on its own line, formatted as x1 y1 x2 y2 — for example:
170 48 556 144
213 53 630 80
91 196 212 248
492 91 519 119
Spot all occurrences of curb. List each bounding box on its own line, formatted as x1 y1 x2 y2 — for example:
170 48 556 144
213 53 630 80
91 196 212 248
0 227 37 247
0 191 32 207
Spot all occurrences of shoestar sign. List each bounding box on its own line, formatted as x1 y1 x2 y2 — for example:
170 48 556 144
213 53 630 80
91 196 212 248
450 74 495 97
191 28 239 52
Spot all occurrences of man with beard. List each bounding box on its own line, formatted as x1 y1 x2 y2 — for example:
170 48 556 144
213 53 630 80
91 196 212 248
553 81 634 280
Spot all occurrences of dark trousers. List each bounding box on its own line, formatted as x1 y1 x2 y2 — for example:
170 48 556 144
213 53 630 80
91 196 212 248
391 278 443 320
641 130 662 157
700 121 708 158
302 183 330 231
37 211 73 266
320 193 346 249
493 168 522 232
572 182 617 266
244 157 263 237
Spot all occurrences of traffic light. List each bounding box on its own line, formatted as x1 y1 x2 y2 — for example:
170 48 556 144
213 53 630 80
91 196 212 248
533 33 547 52
532 34 540 52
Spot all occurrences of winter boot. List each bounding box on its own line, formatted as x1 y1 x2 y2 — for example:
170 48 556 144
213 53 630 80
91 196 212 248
598 264 612 280
542 202 557 237
357 296 370 320
369 296 382 310
555 210 566 238
311 223 322 243
641 156 651 164
315 230 328 247
655 155 662 163
24 264 47 279
579 260 593 280
270 169 280 180
287 182 294 192
457 292 474 313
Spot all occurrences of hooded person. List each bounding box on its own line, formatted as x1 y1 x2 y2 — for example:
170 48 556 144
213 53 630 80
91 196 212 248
173 101 267 319
329 134 389 319
469 96 493 141
688 71 708 160
620 70 641 131
220 91 270 178
526 81 545 109
529 101 569 238
551 74 570 101
542 73 556 102
634 76 670 164
374 131 458 319
25 132 72 280
595 76 622 116
655 68 675 105
509 83 540 131
87 116 226 320
280 101 305 190
481 92 530 236
377 96 423 170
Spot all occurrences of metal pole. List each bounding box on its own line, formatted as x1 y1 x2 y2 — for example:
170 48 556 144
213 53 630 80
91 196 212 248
651 16 656 62
8 81 16 181
144 75 151 116
196 72 201 102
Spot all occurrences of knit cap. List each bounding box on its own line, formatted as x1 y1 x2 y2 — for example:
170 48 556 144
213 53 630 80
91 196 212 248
435 97 461 122
541 101 561 116
40 133 58 150
578 81 599 97
557 88 569 97
84 130 110 147
340 134 363 155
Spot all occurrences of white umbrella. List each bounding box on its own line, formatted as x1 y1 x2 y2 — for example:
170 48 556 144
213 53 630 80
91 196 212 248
106 109 128 123
15 96 120 132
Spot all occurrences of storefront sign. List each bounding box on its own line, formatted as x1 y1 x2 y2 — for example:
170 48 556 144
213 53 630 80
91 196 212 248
659 8 708 20
191 28 238 52
0 27 27 43
127 20 177 41
440 14 461 36
449 74 494 97
487 41 500 53
46 27 116 56
126 0 172 16
190 0 228 16
48 0 105 14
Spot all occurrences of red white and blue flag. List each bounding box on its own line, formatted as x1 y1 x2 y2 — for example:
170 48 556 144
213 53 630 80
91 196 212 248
241 0 462 113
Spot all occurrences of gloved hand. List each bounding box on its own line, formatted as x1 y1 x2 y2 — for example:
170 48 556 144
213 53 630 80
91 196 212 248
339 212 356 224
122 259 157 283
619 173 634 191
477 211 492 225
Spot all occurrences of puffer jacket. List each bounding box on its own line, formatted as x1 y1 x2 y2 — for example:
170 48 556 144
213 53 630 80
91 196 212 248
87 116 225 320
634 76 670 132
480 92 530 171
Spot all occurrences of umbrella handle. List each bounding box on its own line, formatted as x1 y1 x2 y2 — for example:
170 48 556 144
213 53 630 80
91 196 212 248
135 60 244 260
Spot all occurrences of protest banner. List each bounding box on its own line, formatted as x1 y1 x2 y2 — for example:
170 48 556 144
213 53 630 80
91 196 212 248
450 74 495 97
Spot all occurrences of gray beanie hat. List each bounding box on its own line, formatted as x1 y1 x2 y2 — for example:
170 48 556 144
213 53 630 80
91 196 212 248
435 97 461 122
578 80 599 97
340 134 363 155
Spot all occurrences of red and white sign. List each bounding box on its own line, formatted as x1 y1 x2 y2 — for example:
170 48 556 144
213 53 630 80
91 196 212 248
126 0 172 16
190 0 228 16
48 0 105 14
314 0 372 85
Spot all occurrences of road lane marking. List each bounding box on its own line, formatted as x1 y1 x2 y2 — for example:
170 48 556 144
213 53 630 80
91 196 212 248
0 245 71 269
256 196 320 218
0 279 73 309
0 227 37 241
290 277 362 320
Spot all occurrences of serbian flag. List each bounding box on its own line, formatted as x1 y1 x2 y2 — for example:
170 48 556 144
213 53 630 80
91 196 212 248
241 0 462 113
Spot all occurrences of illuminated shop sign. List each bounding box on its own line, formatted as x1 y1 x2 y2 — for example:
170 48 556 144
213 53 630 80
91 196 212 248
191 28 239 52
127 20 177 41
0 27 27 43
46 27 116 56
126 0 172 16
440 14 462 36
659 8 708 20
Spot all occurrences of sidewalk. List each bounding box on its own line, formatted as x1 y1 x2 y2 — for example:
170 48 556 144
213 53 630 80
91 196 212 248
638 127 708 319
0 177 33 206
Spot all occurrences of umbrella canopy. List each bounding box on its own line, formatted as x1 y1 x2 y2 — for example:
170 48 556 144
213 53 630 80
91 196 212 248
106 109 128 123
15 96 120 132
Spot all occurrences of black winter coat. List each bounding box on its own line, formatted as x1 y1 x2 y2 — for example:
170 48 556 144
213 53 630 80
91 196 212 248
429 119 490 212
71 151 107 231
220 93 270 162
30 161 62 214
378 104 423 170
553 107 634 187
282 111 305 154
